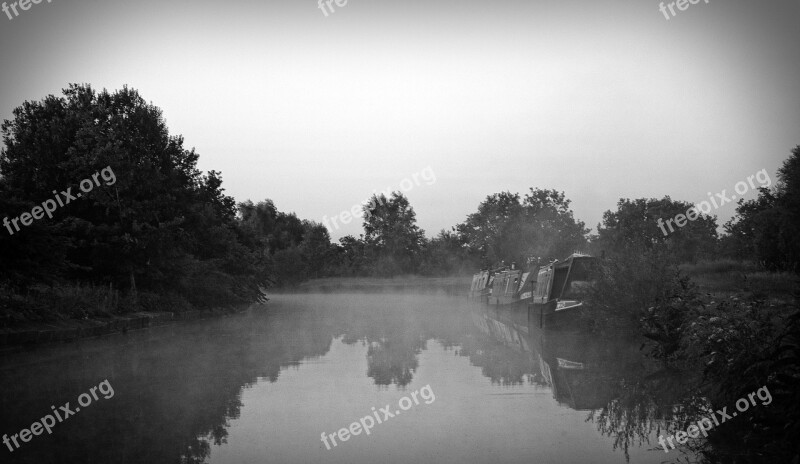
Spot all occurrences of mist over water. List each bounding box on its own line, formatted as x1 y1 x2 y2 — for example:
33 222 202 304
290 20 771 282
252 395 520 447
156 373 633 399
0 290 689 464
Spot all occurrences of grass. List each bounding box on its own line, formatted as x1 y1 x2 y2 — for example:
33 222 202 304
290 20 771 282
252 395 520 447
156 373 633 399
0 284 120 326
680 259 798 298
0 283 198 328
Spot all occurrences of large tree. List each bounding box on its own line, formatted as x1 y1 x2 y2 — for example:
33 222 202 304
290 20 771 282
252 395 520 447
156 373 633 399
0 84 269 307
362 191 425 275
593 196 717 263
457 188 589 266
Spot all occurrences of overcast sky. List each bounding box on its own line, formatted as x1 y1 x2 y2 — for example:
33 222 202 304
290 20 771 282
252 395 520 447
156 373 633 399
1 0 798 240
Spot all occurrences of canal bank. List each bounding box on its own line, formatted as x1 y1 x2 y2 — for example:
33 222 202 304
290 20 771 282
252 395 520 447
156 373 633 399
0 304 258 351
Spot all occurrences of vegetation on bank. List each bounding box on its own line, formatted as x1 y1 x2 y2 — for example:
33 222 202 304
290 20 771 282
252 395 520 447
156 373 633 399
1 84 798 460
580 148 800 463
0 85 603 326
587 253 798 462
0 85 276 326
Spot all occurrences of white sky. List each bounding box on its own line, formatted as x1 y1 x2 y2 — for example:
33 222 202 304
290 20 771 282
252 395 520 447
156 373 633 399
1 0 798 240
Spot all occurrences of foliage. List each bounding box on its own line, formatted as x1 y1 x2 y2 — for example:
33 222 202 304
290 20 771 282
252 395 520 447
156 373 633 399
588 248 799 462
417 229 479 276
361 192 425 275
456 188 589 267
238 199 334 284
593 197 718 264
723 146 800 271
586 248 702 358
0 85 271 317
675 295 800 463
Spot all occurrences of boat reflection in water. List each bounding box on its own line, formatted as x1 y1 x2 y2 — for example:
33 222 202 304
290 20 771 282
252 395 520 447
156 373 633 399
0 293 699 464
469 305 696 460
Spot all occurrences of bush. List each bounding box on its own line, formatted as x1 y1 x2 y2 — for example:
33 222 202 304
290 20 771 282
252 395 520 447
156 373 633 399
676 294 800 462
585 248 697 349
136 292 193 313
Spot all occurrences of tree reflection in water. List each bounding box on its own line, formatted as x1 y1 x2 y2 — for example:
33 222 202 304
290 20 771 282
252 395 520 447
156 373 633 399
470 305 699 462
1 293 701 463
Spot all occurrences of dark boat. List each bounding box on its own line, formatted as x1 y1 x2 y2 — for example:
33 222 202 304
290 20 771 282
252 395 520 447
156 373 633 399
468 269 492 302
486 264 538 305
470 253 599 328
530 253 599 329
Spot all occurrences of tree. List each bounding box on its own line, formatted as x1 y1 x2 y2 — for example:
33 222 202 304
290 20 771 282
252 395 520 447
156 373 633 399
418 229 478 276
457 189 589 266
328 235 368 276
0 84 269 309
362 191 425 275
723 146 800 271
298 220 334 278
594 197 717 264
521 188 590 260
456 191 523 265
238 199 335 284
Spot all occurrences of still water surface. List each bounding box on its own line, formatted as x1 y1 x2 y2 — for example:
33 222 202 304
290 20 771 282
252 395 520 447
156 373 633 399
0 292 691 463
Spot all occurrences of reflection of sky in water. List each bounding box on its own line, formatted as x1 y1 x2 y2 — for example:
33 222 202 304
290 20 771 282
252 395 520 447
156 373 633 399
207 337 664 464
0 293 690 464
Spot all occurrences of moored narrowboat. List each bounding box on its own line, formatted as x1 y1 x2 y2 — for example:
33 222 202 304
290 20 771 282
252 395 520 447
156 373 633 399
469 253 599 328
530 253 599 329
469 269 493 302
486 263 538 306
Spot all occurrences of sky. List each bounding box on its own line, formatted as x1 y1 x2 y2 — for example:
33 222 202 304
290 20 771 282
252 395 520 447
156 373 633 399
1 0 798 240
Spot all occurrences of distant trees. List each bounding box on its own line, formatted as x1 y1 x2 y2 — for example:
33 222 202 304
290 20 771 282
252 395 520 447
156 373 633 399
522 188 591 260
418 229 477 276
3 84 795 316
330 235 369 276
238 199 335 284
722 146 800 271
456 191 523 265
361 192 425 275
593 197 718 263
456 189 589 267
322 188 589 276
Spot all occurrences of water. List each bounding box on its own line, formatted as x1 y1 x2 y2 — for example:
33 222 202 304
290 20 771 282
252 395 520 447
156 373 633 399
0 292 692 463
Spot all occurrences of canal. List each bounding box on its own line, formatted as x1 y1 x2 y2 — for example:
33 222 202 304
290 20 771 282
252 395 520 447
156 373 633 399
0 292 691 463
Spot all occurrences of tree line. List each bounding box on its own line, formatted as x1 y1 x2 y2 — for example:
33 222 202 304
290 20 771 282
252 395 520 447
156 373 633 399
1 85 797 319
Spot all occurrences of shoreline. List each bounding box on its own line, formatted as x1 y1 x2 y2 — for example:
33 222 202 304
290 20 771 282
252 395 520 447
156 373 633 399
0 305 257 351
284 275 471 295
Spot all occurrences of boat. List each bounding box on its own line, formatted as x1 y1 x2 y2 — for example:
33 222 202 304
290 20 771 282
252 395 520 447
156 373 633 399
486 263 538 305
468 269 492 302
530 253 599 329
469 253 599 328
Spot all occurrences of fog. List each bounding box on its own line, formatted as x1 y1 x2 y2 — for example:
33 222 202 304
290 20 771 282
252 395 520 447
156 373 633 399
0 288 687 463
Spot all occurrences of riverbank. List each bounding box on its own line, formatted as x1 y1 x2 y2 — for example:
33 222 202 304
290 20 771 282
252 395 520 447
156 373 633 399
0 304 256 351
583 255 799 462
285 275 471 296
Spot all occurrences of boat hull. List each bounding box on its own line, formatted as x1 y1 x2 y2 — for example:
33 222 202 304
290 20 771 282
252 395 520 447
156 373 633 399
529 301 585 330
